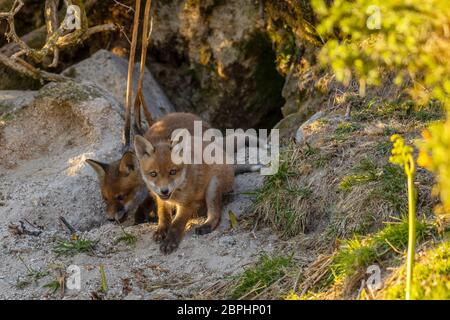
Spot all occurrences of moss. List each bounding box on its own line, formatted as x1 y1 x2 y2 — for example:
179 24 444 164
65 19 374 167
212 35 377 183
36 81 103 104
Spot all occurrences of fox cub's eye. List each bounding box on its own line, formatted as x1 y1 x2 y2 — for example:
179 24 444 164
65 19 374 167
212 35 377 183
149 171 157 177
169 169 177 175
115 195 124 201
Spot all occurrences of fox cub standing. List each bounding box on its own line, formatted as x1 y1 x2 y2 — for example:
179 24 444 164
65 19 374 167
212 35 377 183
134 113 235 254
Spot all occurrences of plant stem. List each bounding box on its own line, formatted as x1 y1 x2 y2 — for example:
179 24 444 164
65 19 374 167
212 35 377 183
405 157 416 300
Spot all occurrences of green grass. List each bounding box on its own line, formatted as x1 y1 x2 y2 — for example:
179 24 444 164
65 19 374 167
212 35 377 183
353 100 443 123
338 158 380 192
329 218 436 283
384 241 450 299
53 238 96 257
252 150 308 237
0 113 14 122
376 139 392 156
16 256 49 289
230 253 293 299
43 280 61 295
334 122 361 139
373 164 406 212
338 159 406 212
114 225 137 248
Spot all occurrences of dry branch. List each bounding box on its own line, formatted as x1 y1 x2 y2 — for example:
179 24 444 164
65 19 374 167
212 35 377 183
123 0 142 149
0 0 116 82
133 0 154 133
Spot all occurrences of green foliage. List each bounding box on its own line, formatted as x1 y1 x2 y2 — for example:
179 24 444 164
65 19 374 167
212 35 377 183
353 100 443 123
384 241 450 299
43 280 61 295
114 226 137 248
253 148 313 237
231 253 293 299
330 218 435 282
339 158 379 192
16 256 49 289
53 237 96 256
312 0 450 219
333 122 361 139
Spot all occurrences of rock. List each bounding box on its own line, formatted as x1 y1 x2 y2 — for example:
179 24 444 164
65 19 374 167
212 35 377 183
295 111 325 144
219 172 265 231
0 81 123 230
0 90 37 115
62 49 175 120
274 112 309 141
148 0 285 129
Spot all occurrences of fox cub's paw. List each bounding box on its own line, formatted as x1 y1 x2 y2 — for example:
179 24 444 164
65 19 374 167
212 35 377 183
153 227 168 242
195 224 213 235
159 236 179 254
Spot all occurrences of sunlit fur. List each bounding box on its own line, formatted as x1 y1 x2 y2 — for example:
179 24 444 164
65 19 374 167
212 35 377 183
134 113 235 255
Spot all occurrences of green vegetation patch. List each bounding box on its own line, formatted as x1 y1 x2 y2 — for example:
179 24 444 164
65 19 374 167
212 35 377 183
53 237 96 257
383 241 450 300
329 218 436 284
230 253 293 299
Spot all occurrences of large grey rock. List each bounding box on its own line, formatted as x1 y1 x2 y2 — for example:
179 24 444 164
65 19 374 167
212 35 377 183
0 81 123 231
0 90 37 115
62 49 175 120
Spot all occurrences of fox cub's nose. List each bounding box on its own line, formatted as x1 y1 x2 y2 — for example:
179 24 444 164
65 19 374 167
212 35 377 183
161 187 170 196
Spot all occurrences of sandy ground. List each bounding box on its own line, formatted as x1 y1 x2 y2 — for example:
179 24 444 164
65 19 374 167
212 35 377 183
0 75 276 299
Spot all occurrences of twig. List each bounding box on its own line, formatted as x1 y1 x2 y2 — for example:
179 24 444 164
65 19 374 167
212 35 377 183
113 0 134 12
59 216 77 235
133 0 154 133
123 0 142 149
0 52 69 82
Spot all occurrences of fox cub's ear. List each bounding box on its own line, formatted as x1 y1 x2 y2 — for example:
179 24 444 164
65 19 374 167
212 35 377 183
86 159 108 180
134 135 155 160
119 151 136 176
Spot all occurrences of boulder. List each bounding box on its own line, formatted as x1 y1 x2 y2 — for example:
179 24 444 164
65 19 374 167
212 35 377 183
62 49 175 120
0 81 123 231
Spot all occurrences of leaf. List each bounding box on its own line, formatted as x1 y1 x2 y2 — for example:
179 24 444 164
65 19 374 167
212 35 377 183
228 210 238 229
100 265 108 293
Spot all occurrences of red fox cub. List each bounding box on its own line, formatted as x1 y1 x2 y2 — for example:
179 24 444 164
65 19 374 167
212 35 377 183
134 113 235 254
87 113 210 224
87 112 258 233
86 152 156 223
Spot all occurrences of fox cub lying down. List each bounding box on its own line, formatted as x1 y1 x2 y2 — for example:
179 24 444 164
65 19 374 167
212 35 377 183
134 112 237 254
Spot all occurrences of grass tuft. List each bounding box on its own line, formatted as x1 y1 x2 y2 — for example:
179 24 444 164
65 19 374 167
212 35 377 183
230 253 293 299
330 218 436 283
114 225 137 248
53 237 96 256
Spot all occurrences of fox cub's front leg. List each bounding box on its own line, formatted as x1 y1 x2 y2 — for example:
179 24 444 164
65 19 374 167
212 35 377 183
153 197 172 242
160 204 195 254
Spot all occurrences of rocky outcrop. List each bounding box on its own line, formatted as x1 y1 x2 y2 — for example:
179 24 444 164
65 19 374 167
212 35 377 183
148 0 285 129
62 50 175 120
